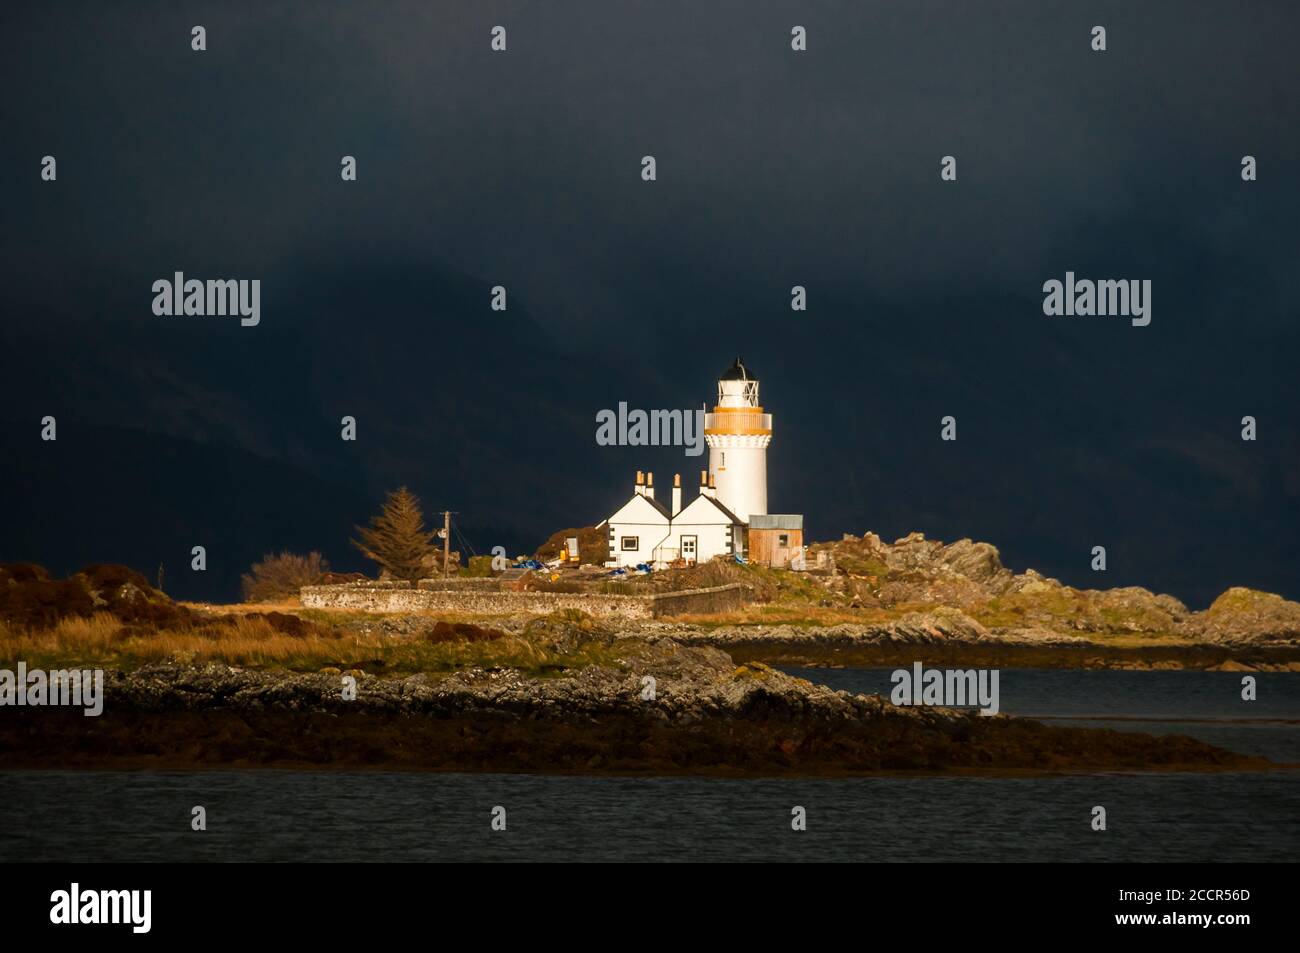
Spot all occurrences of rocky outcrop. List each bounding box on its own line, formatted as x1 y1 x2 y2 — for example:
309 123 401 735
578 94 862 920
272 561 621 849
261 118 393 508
613 614 1300 670
973 583 1191 635
0 562 190 628
1 648 1265 775
815 532 1017 608
804 532 1300 645
640 608 1009 649
1183 588 1300 645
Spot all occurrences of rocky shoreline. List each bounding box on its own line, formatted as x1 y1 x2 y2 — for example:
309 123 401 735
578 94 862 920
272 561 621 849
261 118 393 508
626 615 1300 671
344 610 1300 671
0 644 1278 776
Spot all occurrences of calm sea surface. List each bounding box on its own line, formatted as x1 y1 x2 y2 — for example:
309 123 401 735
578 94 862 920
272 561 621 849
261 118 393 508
2 669 1295 862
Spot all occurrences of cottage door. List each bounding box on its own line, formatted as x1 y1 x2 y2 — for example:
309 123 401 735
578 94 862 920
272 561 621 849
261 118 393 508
681 535 697 565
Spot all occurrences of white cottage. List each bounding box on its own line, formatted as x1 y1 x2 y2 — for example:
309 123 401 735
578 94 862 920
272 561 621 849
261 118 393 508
605 471 745 568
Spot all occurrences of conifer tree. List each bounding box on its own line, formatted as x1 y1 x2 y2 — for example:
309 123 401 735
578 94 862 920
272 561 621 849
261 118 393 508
350 487 436 582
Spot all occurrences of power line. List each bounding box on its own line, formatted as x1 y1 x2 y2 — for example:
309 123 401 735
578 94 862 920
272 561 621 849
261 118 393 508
452 519 478 558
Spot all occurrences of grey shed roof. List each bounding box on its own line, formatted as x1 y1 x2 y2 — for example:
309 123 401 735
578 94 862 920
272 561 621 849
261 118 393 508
748 514 803 530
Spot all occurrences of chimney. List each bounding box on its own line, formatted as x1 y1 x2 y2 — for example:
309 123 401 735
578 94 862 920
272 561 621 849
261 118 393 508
645 471 655 501
635 470 645 496
706 473 717 499
699 470 708 498
672 473 682 515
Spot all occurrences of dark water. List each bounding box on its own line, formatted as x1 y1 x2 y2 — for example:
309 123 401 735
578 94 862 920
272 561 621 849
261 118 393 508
1 669 1296 862
783 667 1300 763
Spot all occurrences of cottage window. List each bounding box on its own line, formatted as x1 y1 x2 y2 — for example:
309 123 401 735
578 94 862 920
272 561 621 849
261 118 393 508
621 536 639 551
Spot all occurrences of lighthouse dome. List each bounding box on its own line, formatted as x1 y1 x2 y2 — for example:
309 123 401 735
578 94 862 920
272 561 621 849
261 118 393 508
720 357 754 381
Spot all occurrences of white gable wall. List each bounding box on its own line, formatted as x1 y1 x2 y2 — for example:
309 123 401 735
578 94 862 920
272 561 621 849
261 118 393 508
606 493 670 567
662 519 734 564
654 494 740 565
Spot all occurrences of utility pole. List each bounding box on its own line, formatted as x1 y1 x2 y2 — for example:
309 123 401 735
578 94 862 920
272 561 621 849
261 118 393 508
442 510 450 577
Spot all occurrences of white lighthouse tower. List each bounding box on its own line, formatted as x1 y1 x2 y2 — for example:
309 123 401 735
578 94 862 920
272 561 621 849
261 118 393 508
705 357 771 524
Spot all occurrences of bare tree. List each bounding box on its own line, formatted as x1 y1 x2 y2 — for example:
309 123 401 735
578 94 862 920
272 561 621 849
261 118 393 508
241 551 329 602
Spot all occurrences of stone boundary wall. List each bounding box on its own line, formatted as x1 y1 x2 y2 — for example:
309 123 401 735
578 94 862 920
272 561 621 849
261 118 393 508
322 578 503 592
650 584 752 617
299 582 752 619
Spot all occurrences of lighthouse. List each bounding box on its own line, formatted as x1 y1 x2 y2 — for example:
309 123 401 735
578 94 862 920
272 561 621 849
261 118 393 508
705 357 771 523
601 357 802 569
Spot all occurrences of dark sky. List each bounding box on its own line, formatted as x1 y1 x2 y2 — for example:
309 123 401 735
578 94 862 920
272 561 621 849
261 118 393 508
2 1 1297 606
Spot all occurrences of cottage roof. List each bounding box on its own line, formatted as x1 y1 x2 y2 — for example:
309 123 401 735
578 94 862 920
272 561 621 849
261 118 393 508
749 513 803 530
674 492 745 526
607 491 671 524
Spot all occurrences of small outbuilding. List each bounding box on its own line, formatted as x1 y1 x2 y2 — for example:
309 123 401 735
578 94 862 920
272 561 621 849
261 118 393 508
747 514 804 568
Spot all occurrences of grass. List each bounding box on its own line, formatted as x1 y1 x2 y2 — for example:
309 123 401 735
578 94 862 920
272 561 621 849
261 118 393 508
181 598 305 613
293 605 527 628
731 562 831 603
833 555 890 579
968 589 1082 628
0 611 632 677
670 604 898 627
969 588 1183 635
